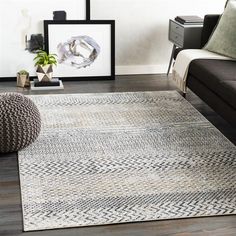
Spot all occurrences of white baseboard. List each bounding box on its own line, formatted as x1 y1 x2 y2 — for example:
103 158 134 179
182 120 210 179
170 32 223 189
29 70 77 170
115 64 168 75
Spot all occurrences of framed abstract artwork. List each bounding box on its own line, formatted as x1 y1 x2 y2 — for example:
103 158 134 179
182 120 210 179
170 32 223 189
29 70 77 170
0 0 90 78
44 20 115 80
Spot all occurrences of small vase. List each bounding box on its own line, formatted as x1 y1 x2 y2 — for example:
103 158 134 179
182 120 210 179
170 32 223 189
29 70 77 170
36 65 53 82
17 74 30 88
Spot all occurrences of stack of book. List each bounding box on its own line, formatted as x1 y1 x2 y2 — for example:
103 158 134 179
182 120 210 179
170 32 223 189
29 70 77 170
175 15 203 25
30 78 64 90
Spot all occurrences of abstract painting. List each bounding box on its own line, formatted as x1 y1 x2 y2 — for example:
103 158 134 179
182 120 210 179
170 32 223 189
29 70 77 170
57 35 100 69
44 20 115 80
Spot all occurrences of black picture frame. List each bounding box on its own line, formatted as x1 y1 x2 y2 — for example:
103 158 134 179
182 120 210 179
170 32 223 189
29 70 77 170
44 20 115 80
86 0 91 20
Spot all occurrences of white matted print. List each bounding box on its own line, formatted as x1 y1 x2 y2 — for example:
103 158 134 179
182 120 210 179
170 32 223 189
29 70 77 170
0 0 88 78
44 21 115 79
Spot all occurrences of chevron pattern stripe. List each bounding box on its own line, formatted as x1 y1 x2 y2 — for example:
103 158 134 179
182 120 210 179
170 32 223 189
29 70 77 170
18 91 236 231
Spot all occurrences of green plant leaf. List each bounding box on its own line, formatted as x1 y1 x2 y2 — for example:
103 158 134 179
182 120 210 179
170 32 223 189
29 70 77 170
33 50 57 66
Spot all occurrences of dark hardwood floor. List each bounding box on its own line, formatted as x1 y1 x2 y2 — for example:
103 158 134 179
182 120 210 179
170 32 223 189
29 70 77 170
0 75 235 236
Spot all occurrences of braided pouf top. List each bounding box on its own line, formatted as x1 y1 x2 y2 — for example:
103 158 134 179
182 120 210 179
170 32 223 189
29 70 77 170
0 93 41 153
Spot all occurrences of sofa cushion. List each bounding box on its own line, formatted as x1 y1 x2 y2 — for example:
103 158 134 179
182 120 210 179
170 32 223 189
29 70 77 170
204 1 236 59
188 59 236 110
201 15 220 48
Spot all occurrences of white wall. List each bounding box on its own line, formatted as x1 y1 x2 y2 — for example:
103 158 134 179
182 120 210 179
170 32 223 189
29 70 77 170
0 0 226 77
0 0 87 77
91 0 226 74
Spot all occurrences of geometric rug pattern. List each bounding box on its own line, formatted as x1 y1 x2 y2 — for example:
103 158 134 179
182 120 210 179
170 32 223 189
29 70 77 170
18 91 236 231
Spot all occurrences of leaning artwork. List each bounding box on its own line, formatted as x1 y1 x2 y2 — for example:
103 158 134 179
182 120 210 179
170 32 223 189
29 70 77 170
44 20 115 80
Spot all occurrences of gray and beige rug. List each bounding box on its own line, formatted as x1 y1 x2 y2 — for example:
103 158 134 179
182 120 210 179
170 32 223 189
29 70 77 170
18 91 236 231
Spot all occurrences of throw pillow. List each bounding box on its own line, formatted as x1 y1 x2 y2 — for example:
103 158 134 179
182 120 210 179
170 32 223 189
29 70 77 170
204 1 236 59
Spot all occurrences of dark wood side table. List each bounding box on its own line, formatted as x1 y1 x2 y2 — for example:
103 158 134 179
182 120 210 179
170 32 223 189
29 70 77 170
167 19 203 75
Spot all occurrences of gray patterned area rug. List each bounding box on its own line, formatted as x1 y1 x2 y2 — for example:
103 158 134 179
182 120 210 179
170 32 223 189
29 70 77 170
18 91 236 231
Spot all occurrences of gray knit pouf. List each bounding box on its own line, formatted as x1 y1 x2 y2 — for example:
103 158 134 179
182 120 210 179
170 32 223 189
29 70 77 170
0 93 41 153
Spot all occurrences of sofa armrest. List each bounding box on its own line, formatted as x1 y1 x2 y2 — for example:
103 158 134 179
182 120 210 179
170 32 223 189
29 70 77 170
201 14 220 47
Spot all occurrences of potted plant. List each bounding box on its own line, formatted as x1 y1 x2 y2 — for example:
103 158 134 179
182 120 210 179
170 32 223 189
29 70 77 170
17 70 30 88
34 50 57 82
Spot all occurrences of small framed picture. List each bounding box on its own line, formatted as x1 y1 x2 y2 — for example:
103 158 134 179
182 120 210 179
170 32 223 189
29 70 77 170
44 20 115 80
